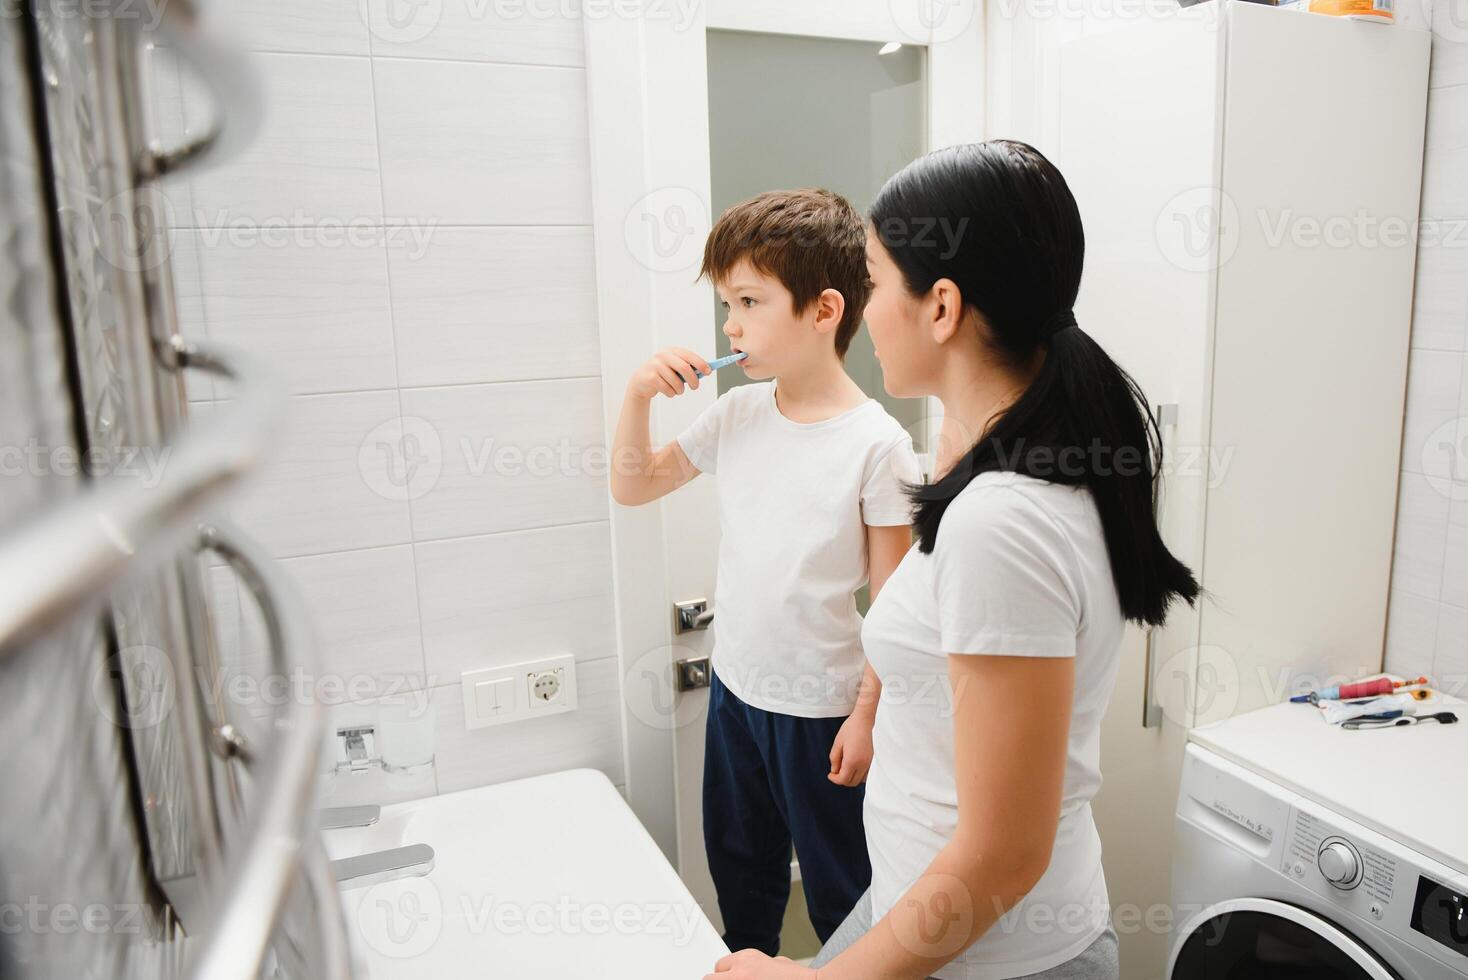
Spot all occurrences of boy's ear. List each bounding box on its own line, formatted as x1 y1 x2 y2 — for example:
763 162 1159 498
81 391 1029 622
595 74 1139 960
811 287 846 337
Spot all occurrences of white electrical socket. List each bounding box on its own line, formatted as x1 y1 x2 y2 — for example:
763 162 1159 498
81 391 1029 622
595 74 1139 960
461 654 577 730
526 655 576 715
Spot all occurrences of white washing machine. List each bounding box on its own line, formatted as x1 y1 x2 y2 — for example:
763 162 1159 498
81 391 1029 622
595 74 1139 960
1169 701 1468 979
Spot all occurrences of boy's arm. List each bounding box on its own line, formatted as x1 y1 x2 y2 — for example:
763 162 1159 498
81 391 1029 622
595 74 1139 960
867 522 912 601
610 348 710 507
856 522 913 711
827 522 912 786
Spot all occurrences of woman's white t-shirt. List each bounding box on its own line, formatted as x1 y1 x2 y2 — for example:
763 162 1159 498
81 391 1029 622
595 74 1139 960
861 471 1125 979
676 380 921 717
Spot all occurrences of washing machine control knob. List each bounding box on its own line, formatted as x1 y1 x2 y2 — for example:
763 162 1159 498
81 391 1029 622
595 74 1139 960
1318 840 1360 887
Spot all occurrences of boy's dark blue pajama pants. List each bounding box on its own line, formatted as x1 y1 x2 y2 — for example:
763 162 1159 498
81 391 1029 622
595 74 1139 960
703 670 872 956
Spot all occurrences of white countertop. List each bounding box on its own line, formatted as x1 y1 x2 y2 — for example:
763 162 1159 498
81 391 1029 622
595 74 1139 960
1189 698 1468 873
326 768 728 979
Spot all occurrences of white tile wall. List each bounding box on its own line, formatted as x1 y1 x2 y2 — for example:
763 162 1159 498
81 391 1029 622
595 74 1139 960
364 0 584 66
415 523 615 684
400 378 609 540
184 53 383 227
387 227 601 388
176 229 399 395
373 59 593 225
1384 51 1468 694
171 1 621 803
229 389 415 557
212 0 371 56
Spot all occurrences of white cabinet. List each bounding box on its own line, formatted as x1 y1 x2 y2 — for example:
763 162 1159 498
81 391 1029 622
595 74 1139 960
1059 5 1429 976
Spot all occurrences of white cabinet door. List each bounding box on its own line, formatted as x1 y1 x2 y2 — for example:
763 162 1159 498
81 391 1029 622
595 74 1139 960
1197 2 1427 718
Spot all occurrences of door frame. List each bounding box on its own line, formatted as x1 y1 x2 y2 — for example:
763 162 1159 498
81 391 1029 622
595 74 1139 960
584 0 985 870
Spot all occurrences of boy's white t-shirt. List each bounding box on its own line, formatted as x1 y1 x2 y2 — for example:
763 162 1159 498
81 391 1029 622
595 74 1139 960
676 380 921 718
860 471 1125 978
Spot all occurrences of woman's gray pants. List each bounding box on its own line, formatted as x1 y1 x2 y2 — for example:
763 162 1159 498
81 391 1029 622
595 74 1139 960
808 888 1120 979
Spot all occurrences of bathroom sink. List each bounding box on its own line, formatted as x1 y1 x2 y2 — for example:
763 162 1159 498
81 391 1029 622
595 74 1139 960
325 768 727 978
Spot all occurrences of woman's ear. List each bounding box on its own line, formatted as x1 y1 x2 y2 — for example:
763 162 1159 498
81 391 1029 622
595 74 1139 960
928 278 964 344
812 287 847 337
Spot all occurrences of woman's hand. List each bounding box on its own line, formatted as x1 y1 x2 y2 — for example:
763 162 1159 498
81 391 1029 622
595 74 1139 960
626 347 711 400
828 711 874 786
704 949 818 980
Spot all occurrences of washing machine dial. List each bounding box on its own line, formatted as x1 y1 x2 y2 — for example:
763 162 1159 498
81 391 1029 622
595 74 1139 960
1317 839 1362 888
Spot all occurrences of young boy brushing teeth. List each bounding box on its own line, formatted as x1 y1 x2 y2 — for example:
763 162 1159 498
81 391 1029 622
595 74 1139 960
610 188 920 955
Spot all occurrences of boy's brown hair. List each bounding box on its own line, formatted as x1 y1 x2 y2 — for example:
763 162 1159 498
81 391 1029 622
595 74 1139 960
700 188 870 359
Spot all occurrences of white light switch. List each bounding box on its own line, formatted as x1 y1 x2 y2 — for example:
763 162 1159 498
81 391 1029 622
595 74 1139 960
461 656 578 730
474 677 512 716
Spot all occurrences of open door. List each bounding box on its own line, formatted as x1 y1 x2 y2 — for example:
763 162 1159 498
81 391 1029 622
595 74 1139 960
585 0 983 930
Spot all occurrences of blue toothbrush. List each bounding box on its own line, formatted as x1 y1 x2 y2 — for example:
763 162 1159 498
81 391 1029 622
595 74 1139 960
675 351 748 383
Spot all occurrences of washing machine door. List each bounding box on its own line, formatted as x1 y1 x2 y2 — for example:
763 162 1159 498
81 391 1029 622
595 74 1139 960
1168 898 1401 979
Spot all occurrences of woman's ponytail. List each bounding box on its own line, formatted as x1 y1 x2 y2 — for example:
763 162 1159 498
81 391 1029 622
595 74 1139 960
876 142 1199 627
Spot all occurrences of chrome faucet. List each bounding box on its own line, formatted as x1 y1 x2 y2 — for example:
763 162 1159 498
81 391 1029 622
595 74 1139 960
330 843 435 889
319 805 380 830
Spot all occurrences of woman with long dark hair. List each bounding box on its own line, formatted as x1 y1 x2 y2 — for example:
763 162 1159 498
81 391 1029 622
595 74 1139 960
706 141 1199 979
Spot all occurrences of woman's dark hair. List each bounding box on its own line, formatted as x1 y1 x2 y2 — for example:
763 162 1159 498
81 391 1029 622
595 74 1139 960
872 140 1198 627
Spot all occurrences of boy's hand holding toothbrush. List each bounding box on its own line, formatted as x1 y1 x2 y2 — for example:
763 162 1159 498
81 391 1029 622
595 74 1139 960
626 347 747 400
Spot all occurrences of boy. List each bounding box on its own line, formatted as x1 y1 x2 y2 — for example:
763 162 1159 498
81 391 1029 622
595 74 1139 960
610 188 920 954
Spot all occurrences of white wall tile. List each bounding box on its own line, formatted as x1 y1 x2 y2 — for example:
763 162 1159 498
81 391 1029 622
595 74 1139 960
1399 348 1464 478
210 0 371 55
1392 472 1451 599
179 230 398 395
373 59 592 225
1385 589 1439 676
400 379 609 540
1440 492 1468 607
366 0 584 66
1429 15 1468 89
230 390 414 558
1433 602 1468 696
281 545 426 692
1419 84 1468 221
388 227 600 388
415 523 615 686
430 656 624 794
171 13 625 807
1409 231 1468 351
184 53 382 226
1390 73 1468 682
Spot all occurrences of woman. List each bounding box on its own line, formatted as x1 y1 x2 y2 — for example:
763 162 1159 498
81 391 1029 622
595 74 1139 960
706 141 1199 979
